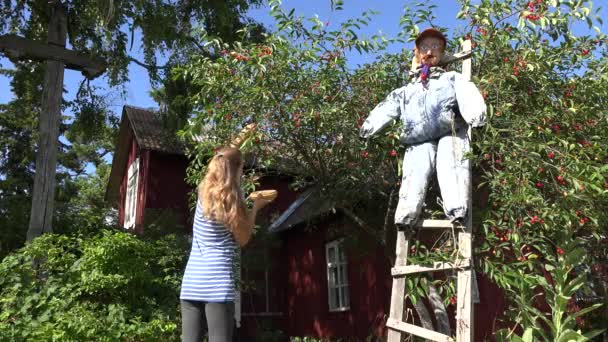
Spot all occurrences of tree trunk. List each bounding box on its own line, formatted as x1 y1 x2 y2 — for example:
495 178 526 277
383 188 398 265
413 299 435 336
27 1 67 242
428 283 451 335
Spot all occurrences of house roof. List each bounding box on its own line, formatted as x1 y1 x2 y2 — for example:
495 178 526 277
124 105 184 155
105 105 184 205
268 187 335 233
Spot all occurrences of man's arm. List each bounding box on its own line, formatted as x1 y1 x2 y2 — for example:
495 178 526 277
359 86 406 138
452 73 487 127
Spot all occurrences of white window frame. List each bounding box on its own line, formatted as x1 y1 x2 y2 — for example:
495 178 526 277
326 239 350 312
124 157 139 229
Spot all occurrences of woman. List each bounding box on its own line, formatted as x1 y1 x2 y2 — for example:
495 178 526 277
180 146 274 342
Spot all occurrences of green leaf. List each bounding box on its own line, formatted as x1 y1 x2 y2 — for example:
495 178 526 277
555 329 585 342
522 327 535 342
562 303 603 328
582 329 606 340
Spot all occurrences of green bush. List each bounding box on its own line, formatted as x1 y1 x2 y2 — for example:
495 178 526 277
0 228 189 341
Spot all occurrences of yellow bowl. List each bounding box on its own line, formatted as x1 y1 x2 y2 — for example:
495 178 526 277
249 189 278 201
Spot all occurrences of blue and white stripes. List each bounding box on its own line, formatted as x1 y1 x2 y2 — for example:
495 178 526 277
180 201 237 302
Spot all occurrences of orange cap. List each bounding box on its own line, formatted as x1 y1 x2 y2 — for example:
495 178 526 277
415 28 447 48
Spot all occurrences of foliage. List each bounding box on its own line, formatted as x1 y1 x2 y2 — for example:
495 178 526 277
177 0 407 231
175 0 607 338
53 162 116 235
0 0 266 85
0 63 44 258
495 238 603 341
0 0 266 255
0 58 119 254
0 227 189 341
457 0 608 336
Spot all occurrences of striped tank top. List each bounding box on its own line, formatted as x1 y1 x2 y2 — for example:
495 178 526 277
180 200 237 302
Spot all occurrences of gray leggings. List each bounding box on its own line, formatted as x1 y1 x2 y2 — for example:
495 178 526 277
180 300 234 342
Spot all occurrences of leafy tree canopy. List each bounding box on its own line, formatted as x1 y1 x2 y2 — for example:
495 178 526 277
174 0 607 337
0 0 265 254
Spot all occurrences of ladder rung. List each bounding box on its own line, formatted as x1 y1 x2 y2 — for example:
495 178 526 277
417 219 465 229
386 318 454 342
392 260 470 277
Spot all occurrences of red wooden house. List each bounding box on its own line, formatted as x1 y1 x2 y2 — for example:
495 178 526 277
105 105 191 232
106 105 505 341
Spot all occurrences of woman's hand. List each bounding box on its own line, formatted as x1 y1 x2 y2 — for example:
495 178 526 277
233 190 278 247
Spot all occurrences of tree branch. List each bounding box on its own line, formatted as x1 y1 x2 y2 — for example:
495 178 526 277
128 56 172 71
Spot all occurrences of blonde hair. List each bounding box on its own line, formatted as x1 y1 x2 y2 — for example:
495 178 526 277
198 146 246 233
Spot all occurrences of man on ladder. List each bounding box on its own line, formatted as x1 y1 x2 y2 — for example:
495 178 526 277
360 28 486 341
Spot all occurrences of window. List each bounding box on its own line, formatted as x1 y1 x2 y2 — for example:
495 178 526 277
241 249 283 318
124 157 139 229
326 240 349 311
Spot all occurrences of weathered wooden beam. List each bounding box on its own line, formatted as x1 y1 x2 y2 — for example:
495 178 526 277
27 1 68 241
418 219 466 229
386 318 454 342
457 232 474 342
457 39 475 342
440 49 472 67
392 260 470 277
409 48 473 77
0 34 106 79
387 230 411 342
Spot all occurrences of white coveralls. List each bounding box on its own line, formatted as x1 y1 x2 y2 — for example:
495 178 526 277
360 68 486 226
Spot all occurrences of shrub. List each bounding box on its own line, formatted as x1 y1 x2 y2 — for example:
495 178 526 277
0 228 189 341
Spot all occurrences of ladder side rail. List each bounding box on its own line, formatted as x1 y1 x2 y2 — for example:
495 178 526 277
387 230 411 342
456 39 474 342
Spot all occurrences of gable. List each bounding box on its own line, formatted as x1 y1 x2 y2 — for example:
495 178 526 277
105 105 184 206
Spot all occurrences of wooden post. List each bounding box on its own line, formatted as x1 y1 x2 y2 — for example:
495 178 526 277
387 230 411 342
0 1 106 242
456 231 473 342
26 1 67 241
456 39 474 342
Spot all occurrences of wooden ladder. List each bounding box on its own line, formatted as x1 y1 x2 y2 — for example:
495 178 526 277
386 40 476 342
